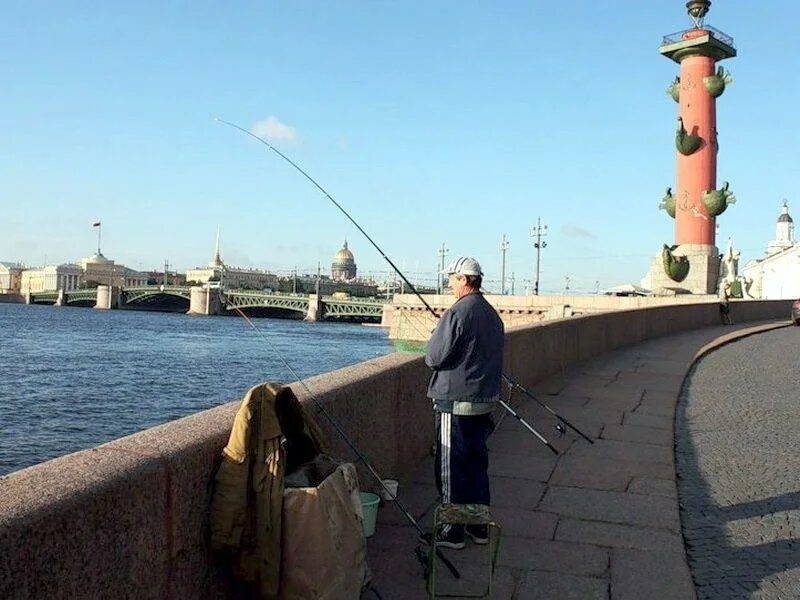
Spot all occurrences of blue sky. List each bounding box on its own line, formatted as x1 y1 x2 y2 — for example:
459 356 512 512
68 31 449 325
1 1 798 293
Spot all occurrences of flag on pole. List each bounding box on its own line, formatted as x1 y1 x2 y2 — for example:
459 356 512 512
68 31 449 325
92 221 101 227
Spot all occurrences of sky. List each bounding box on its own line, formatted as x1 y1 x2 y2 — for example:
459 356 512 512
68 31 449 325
1 1 798 293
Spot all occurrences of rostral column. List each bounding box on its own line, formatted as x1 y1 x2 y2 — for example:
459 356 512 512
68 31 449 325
653 1 737 294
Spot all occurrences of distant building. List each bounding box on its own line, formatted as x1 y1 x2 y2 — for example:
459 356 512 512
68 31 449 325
77 252 147 287
145 270 187 286
0 262 24 294
185 230 277 290
21 264 83 294
743 201 800 299
331 240 357 281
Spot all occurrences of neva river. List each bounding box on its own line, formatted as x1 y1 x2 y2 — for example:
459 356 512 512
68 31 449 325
0 303 393 476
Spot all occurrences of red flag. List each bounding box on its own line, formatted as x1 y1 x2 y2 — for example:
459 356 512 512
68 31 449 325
92 222 101 227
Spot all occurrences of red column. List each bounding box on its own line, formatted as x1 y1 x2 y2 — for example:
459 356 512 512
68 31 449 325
675 32 717 246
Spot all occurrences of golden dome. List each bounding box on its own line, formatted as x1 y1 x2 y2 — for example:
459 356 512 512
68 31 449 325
334 240 355 264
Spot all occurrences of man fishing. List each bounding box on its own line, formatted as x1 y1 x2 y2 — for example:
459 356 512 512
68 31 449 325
424 257 504 549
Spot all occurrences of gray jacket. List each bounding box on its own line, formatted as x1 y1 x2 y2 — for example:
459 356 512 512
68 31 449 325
425 293 504 403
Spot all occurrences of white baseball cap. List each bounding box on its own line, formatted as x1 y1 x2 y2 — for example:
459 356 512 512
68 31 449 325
441 256 483 276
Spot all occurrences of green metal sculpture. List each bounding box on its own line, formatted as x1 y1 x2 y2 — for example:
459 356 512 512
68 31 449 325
702 181 736 217
659 187 676 218
667 76 680 103
703 66 733 98
662 244 690 282
675 117 703 155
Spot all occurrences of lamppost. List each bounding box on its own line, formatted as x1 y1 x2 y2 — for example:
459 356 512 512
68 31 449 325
531 218 548 295
500 234 510 294
437 243 449 294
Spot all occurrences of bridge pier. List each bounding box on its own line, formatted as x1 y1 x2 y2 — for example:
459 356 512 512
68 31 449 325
95 286 120 310
305 294 323 322
187 285 223 316
53 289 65 307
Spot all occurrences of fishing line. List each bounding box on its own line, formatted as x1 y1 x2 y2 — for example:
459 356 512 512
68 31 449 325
215 117 591 449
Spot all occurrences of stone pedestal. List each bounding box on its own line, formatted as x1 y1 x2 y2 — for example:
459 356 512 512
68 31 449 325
187 285 223 315
643 244 720 295
95 285 120 310
305 294 323 322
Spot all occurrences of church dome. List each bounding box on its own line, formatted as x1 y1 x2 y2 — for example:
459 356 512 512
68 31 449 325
331 240 357 281
86 252 112 264
778 201 793 223
333 241 355 265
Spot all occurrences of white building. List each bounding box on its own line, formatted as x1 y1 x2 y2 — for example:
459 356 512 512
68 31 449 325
743 201 800 299
0 262 24 294
20 264 83 294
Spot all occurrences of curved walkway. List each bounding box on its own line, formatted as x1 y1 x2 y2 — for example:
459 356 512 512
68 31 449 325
676 327 800 599
367 321 790 599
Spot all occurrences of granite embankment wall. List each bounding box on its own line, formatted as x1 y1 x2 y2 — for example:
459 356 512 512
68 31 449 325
0 300 791 598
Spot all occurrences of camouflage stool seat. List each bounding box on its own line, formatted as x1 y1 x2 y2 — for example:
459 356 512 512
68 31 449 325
427 503 501 599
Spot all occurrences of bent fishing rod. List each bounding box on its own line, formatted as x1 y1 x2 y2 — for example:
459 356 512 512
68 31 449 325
215 117 590 450
228 304 460 580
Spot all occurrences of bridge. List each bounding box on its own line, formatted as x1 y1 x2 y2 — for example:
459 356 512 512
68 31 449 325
26 285 387 322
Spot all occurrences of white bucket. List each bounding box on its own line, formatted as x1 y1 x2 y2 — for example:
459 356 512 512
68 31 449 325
380 479 399 501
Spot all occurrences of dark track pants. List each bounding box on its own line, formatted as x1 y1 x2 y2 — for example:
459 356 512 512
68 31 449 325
434 411 493 506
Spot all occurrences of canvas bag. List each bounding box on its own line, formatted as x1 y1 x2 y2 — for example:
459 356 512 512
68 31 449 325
280 462 369 599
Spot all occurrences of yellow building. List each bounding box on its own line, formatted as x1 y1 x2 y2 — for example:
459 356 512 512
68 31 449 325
186 230 277 290
78 253 147 287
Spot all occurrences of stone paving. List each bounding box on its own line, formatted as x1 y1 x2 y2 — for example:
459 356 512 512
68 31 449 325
362 323 791 599
676 327 800 599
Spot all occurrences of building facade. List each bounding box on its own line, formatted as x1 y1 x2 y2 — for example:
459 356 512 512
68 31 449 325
77 253 147 287
743 202 800 299
0 262 24 294
186 230 278 290
20 264 83 294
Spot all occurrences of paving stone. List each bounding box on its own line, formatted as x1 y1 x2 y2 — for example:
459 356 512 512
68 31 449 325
611 548 694 600
627 477 677 498
567 438 674 466
555 518 684 552
601 423 674 447
539 486 680 531
490 507 558 540
623 412 674 431
491 476 546 510
549 455 654 492
633 395 678 417
488 454 556 482
474 536 609 577
516 570 609 599
376 481 438 526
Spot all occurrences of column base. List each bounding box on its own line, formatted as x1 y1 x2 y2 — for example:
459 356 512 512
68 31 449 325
642 244 720 295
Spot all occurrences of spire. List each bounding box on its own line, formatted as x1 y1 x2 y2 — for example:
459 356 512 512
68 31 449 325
209 226 225 268
343 239 348 250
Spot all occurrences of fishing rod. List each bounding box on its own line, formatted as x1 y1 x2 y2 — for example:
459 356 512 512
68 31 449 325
215 118 587 449
227 303 461 580
502 375 595 444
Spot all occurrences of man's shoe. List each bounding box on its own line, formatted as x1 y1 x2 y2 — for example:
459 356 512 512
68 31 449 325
419 525 466 550
465 524 489 545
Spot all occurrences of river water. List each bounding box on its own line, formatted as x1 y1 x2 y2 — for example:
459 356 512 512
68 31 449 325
0 303 393 476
